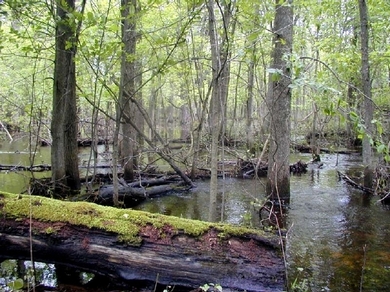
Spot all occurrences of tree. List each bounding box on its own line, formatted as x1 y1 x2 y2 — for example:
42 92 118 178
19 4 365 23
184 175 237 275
206 0 235 222
118 0 140 182
358 0 374 189
266 0 294 203
51 0 85 192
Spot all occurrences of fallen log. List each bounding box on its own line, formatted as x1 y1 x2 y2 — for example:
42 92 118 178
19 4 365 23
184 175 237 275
293 144 359 154
337 170 374 194
239 160 308 178
95 180 191 206
29 175 190 207
0 192 286 291
0 163 51 172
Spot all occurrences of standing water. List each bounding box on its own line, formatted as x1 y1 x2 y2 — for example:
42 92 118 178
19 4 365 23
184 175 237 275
134 153 390 291
1 138 390 291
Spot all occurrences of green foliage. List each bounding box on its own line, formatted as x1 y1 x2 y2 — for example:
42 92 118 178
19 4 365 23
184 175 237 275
290 267 309 292
199 283 223 292
0 260 24 291
0 0 389 149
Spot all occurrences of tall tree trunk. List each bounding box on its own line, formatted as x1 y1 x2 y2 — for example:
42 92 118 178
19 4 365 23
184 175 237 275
119 0 138 181
206 1 235 221
51 0 80 192
246 45 256 157
358 0 374 189
189 29 207 180
266 0 293 203
346 26 359 144
207 0 220 222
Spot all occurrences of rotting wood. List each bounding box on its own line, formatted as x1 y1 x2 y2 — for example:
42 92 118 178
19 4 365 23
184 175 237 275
0 192 286 292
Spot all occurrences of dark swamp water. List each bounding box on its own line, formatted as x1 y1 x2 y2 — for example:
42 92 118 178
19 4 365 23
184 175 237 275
1 138 390 291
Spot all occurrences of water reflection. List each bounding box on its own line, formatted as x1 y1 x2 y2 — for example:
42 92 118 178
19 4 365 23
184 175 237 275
135 178 265 226
0 138 51 193
135 154 390 291
1 139 390 291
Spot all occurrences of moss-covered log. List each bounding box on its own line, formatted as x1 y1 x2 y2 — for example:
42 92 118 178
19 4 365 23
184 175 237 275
0 192 285 291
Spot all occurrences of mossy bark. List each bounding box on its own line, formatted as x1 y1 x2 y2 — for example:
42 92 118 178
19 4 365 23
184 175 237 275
0 192 285 291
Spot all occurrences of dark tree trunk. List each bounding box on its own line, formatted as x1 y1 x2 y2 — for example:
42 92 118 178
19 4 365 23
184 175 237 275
119 0 139 181
51 0 80 192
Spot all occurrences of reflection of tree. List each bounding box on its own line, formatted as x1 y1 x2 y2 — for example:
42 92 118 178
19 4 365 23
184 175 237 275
330 192 388 290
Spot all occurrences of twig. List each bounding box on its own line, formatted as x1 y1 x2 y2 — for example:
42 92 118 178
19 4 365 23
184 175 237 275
28 186 36 292
360 244 367 292
0 121 13 142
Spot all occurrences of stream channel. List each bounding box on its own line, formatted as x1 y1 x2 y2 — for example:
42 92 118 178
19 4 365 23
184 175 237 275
1 138 390 291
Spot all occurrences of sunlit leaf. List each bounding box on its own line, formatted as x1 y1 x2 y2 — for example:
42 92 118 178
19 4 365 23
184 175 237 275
377 144 386 153
7 278 24 290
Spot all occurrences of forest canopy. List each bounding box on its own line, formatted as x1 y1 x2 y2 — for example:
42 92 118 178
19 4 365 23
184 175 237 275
0 0 389 191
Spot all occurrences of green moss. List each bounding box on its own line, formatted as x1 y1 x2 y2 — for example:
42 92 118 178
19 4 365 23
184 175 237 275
44 226 56 234
0 191 276 246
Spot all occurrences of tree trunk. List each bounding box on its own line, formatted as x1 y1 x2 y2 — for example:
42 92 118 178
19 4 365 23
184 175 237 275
247 46 256 157
0 194 285 292
206 0 234 222
266 0 293 203
207 0 220 222
358 0 374 189
189 29 208 180
51 0 80 192
119 0 139 182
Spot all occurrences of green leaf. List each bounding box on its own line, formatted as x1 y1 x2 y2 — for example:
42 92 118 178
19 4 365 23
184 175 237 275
271 72 281 82
7 278 24 290
1 259 16 272
267 69 282 82
350 111 358 118
247 32 258 42
377 144 386 153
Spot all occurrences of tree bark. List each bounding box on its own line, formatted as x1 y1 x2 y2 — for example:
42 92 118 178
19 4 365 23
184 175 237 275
206 0 234 222
0 195 285 292
358 0 374 189
246 45 256 157
119 0 139 182
51 0 81 192
206 0 220 222
266 0 294 202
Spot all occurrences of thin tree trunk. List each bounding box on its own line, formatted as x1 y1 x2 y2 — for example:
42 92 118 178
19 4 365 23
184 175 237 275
247 45 256 157
207 0 220 222
358 0 374 189
206 0 234 222
189 29 207 180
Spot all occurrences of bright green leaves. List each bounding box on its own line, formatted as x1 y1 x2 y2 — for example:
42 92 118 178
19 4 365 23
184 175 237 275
267 68 283 82
349 111 390 163
1 260 24 291
349 111 364 140
7 278 24 290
